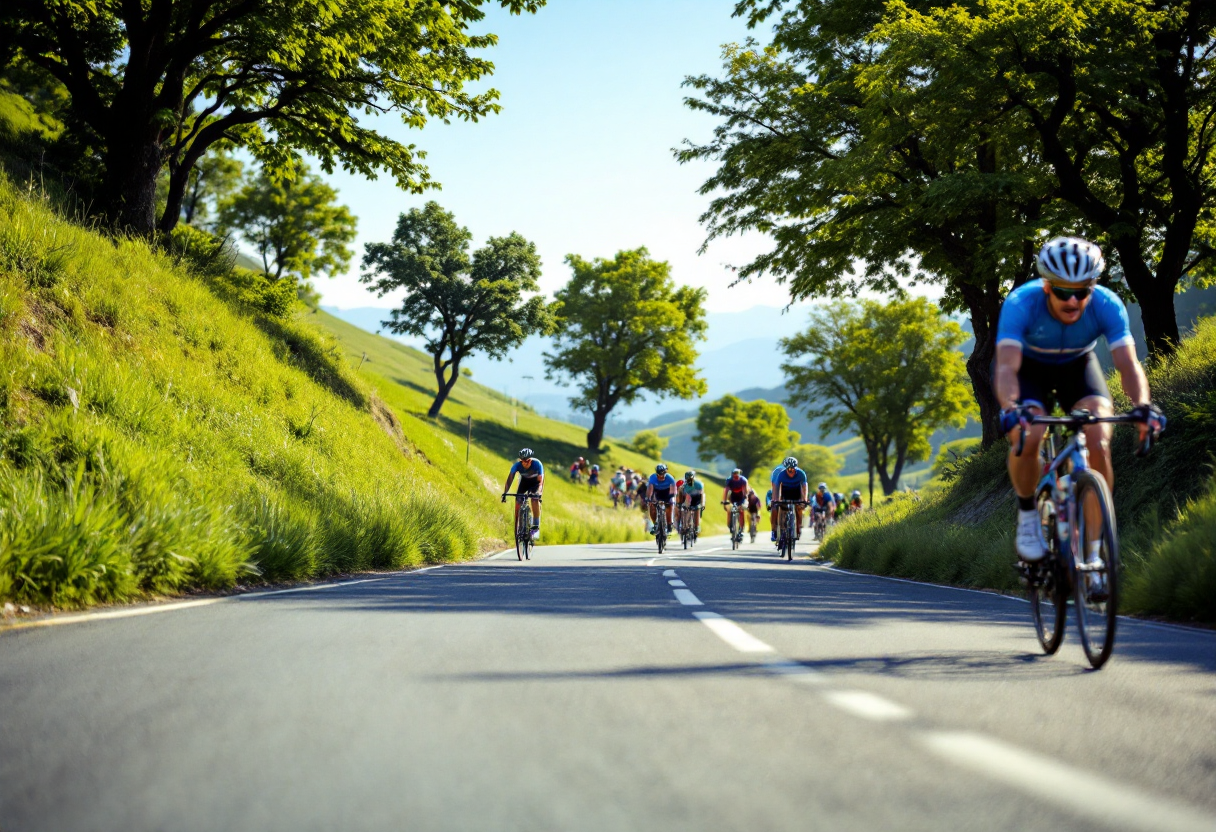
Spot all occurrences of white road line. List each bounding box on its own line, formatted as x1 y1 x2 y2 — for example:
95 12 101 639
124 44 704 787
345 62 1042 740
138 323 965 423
761 657 826 684
921 731 1216 832
672 588 704 606
822 690 914 722
3 567 443 631
668 579 687 588
692 611 774 652
662 569 678 577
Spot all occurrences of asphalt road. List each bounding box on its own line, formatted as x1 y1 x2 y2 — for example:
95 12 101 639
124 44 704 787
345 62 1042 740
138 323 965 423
2 535 1214 832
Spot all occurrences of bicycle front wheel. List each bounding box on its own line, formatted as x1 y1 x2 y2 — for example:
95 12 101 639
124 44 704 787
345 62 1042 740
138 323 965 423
1030 490 1066 655
1073 470 1119 669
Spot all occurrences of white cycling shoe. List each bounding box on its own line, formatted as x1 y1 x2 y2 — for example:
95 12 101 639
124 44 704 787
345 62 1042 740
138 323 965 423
1015 509 1047 561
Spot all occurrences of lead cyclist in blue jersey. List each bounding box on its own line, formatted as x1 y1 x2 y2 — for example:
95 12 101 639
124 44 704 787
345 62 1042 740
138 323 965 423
995 236 1164 563
502 449 544 541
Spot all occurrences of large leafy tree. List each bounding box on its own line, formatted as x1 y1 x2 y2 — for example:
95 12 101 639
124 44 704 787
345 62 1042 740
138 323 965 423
361 202 550 418
217 162 356 282
781 298 975 495
545 249 708 451
874 0 1216 355
783 443 842 486
695 395 798 479
678 1 1062 446
0 0 543 235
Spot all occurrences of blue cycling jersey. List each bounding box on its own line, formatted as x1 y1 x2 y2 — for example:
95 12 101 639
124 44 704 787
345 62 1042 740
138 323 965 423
509 459 544 480
774 467 808 488
648 473 676 491
996 282 1134 365
769 465 784 486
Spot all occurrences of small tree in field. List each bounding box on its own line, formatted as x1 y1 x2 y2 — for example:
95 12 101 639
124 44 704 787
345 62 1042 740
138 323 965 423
695 395 798 480
361 202 551 418
182 146 242 227
631 430 669 460
545 248 707 451
782 298 975 495
217 162 356 282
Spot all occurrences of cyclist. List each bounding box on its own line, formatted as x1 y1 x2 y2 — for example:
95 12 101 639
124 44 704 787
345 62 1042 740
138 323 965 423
770 457 809 542
722 468 749 540
647 464 677 535
680 470 704 535
764 487 773 511
673 472 685 533
809 483 835 534
501 448 544 541
569 458 582 483
833 492 847 523
610 467 626 503
847 490 864 514
634 474 648 511
996 236 1163 567
746 487 762 538
588 464 600 488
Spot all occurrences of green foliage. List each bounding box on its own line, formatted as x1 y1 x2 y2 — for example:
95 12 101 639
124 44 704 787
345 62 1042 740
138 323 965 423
782 298 976 494
0 172 490 608
785 443 841 485
933 439 982 478
695 394 797 479
181 145 242 227
217 162 356 283
361 201 551 418
631 430 669 460
545 248 708 450
2 0 545 233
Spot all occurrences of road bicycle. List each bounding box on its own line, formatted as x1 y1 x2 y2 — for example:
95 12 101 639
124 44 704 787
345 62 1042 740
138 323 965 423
648 499 673 554
1015 409 1154 669
812 507 830 541
679 503 700 549
720 501 746 549
503 492 542 561
772 500 808 561
748 511 759 543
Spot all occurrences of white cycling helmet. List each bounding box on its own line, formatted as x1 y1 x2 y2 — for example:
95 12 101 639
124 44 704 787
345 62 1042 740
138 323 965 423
783 457 798 469
1036 236 1105 285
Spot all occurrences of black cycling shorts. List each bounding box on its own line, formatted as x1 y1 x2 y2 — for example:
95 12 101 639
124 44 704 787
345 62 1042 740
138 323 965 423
728 491 747 505
1016 351 1111 413
778 485 803 502
517 477 541 494
652 489 674 504
686 494 703 507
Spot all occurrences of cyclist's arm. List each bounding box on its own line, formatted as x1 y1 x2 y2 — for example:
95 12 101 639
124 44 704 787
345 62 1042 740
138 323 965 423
994 343 1023 410
1111 344 1149 407
535 474 544 496
503 472 516 494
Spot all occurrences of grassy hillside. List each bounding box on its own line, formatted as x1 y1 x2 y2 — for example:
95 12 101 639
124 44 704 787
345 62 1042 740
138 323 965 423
822 318 1216 624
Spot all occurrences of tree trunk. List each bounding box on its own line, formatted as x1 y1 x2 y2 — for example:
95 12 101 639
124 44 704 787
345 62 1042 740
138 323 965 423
586 405 609 452
428 354 460 418
102 138 162 235
1113 240 1181 358
959 279 1004 448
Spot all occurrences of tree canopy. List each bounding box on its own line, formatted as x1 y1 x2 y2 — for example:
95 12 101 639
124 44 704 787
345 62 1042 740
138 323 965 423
217 162 356 283
0 0 544 234
781 298 975 495
783 443 842 487
696 395 798 480
544 248 708 451
361 202 550 418
181 145 242 227
631 430 669 461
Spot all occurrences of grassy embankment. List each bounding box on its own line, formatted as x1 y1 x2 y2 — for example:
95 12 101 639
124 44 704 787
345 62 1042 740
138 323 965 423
0 88 719 611
821 318 1216 624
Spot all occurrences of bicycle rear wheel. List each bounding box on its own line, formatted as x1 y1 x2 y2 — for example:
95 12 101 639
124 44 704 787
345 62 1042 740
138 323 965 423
784 512 795 561
516 503 528 561
1073 470 1119 669
1029 490 1066 655
730 512 739 550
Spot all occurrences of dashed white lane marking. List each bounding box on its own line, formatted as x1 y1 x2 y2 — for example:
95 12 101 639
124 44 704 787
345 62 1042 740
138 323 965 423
692 611 774 653
668 579 687 588
672 588 703 606
921 731 1216 832
662 569 678 577
3 568 443 631
822 690 914 722
761 657 826 684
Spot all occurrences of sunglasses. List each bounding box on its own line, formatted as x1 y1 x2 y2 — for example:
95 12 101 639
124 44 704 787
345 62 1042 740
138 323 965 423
1050 285 1093 302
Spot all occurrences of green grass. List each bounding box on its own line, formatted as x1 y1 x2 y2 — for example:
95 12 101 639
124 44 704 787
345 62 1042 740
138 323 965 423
822 318 1216 623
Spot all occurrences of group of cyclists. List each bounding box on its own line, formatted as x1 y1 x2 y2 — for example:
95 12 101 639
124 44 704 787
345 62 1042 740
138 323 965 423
502 235 1168 571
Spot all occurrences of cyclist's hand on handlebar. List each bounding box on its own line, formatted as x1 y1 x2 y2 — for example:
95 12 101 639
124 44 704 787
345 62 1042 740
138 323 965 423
1129 403 1166 438
999 405 1034 435
501 494 507 503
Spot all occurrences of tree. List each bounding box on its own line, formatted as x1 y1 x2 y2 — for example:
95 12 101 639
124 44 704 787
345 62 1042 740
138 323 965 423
217 162 356 283
874 0 1216 355
182 145 242 226
544 249 708 451
1 0 543 235
783 443 842 486
631 430 669 460
361 202 550 418
677 3 1064 447
695 395 798 479
781 298 976 495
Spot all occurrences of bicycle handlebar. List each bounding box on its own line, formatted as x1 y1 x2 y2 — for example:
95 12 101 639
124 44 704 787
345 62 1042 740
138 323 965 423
1015 412 1155 458
502 492 543 501
771 499 810 506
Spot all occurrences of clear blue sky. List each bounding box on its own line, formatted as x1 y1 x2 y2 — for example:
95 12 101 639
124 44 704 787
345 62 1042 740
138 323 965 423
315 0 782 313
